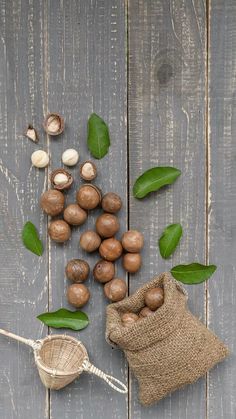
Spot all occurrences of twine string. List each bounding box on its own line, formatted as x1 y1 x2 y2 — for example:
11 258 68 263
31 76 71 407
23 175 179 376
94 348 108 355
82 360 128 394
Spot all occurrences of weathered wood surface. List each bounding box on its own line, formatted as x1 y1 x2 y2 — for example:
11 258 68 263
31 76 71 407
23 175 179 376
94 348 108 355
207 1 236 418
46 1 127 419
0 0 234 418
128 0 207 417
0 1 48 418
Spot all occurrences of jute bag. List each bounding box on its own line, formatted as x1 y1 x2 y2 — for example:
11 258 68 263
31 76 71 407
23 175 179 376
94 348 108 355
106 272 229 406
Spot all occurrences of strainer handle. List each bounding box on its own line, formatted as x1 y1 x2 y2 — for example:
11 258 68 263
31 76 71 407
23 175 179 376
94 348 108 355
0 328 41 350
82 360 128 394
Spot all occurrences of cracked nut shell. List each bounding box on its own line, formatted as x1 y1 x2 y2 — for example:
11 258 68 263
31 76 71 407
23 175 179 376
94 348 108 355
99 238 123 261
121 230 144 253
48 219 71 243
80 230 101 253
144 287 164 311
80 160 97 181
121 312 139 327
101 192 122 213
64 204 87 226
67 283 90 308
104 278 127 302
95 213 120 238
93 260 115 283
65 259 90 283
40 189 65 216
76 184 101 210
25 124 38 143
123 253 142 273
50 168 73 191
43 113 64 136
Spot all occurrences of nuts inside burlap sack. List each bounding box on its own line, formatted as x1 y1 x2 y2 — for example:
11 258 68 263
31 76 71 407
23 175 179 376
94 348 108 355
106 272 229 406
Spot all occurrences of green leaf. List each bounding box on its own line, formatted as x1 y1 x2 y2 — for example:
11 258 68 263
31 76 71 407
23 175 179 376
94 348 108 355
171 263 217 284
159 223 182 259
37 308 89 331
133 166 181 199
22 221 43 256
87 113 110 159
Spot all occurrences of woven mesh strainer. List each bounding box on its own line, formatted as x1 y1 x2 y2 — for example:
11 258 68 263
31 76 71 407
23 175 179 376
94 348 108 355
0 329 127 393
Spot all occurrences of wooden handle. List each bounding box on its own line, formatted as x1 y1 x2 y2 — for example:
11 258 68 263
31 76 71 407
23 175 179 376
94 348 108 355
0 328 41 349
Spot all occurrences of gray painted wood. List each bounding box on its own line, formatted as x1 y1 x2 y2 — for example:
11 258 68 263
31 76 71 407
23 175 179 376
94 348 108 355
207 1 236 418
0 0 234 418
45 1 128 419
128 0 207 417
0 1 48 418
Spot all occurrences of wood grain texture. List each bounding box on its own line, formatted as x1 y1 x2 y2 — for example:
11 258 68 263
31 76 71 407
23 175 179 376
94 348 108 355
0 0 234 418
128 0 207 417
207 1 236 418
0 1 48 418
45 1 128 419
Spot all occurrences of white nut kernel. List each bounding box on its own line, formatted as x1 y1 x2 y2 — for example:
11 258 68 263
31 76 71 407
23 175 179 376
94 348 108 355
47 115 60 133
53 173 68 186
31 150 49 168
80 161 97 180
82 163 94 177
62 149 79 166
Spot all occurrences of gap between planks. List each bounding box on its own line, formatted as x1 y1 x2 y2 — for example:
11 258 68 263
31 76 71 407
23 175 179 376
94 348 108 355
43 0 51 418
205 1 211 418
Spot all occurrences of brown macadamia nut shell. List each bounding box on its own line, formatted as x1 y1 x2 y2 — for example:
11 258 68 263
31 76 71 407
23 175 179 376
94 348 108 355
76 184 101 210
48 220 71 243
40 189 65 216
80 161 97 181
121 230 144 253
99 238 123 261
64 204 87 226
95 213 120 238
101 192 122 213
139 306 156 318
67 283 90 308
121 312 139 327
104 278 127 302
43 113 64 136
123 253 142 273
144 287 164 311
65 259 90 282
80 230 101 253
93 260 115 283
50 168 73 191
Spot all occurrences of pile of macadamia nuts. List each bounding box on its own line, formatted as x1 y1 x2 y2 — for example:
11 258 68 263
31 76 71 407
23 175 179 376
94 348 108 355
39 161 145 310
121 287 164 327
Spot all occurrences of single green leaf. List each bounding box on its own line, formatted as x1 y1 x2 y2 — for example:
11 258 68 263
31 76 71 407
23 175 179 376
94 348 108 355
133 166 181 199
37 308 89 331
171 263 217 284
159 223 182 259
87 113 110 159
22 221 43 256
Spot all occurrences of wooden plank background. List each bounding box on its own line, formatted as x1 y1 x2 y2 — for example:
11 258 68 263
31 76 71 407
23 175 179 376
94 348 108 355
0 1 234 418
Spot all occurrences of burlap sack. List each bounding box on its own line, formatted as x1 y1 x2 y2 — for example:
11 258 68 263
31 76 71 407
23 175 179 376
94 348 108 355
106 272 229 406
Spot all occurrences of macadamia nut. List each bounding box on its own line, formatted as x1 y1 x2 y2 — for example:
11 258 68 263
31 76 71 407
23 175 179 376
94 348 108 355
80 161 97 181
144 287 164 310
121 312 139 327
31 150 49 168
53 173 69 186
104 278 127 302
40 190 65 216
62 149 79 166
122 230 144 253
67 283 90 308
